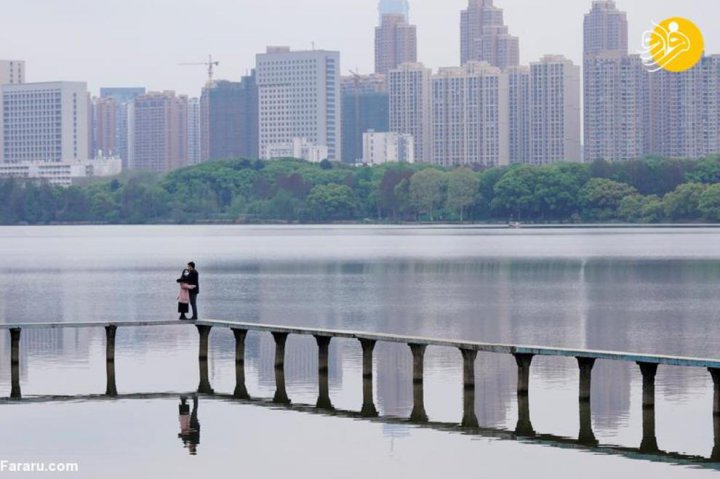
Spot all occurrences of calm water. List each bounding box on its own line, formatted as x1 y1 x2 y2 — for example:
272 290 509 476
1 226 720 478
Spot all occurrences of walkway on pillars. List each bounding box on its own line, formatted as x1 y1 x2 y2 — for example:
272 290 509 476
3 318 720 462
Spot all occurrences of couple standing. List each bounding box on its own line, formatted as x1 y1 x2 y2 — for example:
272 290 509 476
177 261 199 320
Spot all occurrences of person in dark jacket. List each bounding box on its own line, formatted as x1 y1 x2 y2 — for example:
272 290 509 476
177 262 200 320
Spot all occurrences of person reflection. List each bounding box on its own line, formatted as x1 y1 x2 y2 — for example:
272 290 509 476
178 394 201 455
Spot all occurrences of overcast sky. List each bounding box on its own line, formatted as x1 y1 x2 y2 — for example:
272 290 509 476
1 0 717 97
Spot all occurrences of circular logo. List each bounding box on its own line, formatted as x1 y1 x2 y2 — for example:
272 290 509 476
644 17 704 73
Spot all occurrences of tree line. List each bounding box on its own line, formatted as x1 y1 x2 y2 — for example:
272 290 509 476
3 156 720 224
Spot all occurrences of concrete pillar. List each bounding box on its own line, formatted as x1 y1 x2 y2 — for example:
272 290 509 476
460 348 478 428
10 328 21 366
315 336 333 410
232 329 249 400
640 403 659 453
361 375 378 417
713 414 720 461
709 368 720 416
408 343 428 422
515 392 535 436
196 325 212 361
106 359 118 397
105 325 117 362
578 401 597 446
359 339 376 378
10 363 21 400
272 332 290 404
577 357 595 403
637 362 658 408
513 353 534 396
197 358 214 394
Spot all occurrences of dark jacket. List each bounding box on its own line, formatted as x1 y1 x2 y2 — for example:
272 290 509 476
177 269 200 295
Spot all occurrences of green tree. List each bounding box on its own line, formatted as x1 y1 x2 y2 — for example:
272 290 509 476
699 184 720 222
490 166 538 220
578 178 637 221
446 168 479 221
663 183 706 220
306 183 359 221
409 169 446 221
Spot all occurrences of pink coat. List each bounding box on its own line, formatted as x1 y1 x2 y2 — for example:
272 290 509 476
178 283 196 303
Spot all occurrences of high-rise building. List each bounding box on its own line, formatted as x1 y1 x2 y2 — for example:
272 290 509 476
431 62 509 167
0 82 88 164
647 56 720 160
460 0 519 70
375 14 417 75
583 0 628 59
529 55 581 164
187 97 201 165
389 62 432 163
99 87 145 169
341 74 389 163
128 91 189 173
584 53 648 162
0 60 25 85
507 66 531 164
94 96 117 158
200 72 259 162
256 47 341 161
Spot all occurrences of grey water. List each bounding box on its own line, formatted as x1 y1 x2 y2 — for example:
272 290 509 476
1 226 720 478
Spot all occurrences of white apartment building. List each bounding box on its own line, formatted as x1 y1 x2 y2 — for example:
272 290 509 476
431 62 509 167
0 60 25 85
263 138 329 163
507 66 531 164
389 62 432 163
256 47 341 161
362 131 414 165
584 53 647 162
529 56 581 164
0 81 88 164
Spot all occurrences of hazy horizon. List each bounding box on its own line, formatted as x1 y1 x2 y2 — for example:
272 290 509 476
1 0 718 97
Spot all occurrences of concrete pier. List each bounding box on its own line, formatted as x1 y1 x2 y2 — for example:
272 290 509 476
638 362 658 408
197 358 214 394
713 415 720 461
409 344 428 422
640 403 659 453
272 332 290 404
578 401 597 445
359 339 375 378
460 348 478 428
10 328 21 365
315 336 333 410
361 375 378 417
106 360 118 397
10 363 21 399
232 329 249 399
105 325 118 396
709 368 720 416
196 325 212 361
577 357 595 402
514 353 534 396
515 393 535 436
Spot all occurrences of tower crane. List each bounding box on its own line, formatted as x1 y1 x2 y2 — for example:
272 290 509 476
179 55 220 86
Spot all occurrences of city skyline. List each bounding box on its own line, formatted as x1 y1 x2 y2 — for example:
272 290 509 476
1 0 717 96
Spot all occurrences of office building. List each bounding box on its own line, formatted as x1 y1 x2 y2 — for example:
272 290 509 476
375 13 417 75
128 91 188 173
0 82 88 164
262 138 328 163
187 97 201 165
0 60 25 85
341 74 389 163
362 131 414 165
99 87 145 168
256 47 341 161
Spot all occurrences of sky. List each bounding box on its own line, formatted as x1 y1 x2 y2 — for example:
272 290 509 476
1 0 718 97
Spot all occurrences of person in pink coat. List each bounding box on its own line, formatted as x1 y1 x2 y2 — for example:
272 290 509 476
177 280 196 320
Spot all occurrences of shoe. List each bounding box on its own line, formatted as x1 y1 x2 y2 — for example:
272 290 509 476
179 315 188 320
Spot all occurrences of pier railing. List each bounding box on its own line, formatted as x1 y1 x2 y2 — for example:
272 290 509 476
2 319 720 461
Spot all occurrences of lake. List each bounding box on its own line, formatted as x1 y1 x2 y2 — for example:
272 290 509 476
1 226 720 478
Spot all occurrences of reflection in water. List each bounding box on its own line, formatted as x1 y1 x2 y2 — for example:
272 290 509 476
178 395 201 455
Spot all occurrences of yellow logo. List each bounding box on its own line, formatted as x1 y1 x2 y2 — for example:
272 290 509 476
641 17 704 73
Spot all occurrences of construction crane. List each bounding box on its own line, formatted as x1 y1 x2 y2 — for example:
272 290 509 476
179 55 220 86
